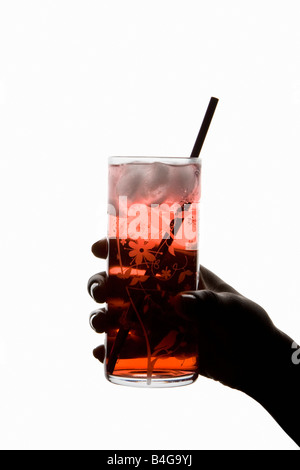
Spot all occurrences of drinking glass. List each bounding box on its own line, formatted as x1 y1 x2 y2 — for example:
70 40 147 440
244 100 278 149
106 156 201 387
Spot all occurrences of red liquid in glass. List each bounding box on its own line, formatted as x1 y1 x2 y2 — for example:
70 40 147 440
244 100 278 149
106 161 201 386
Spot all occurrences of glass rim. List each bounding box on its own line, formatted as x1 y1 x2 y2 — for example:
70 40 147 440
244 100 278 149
108 156 202 165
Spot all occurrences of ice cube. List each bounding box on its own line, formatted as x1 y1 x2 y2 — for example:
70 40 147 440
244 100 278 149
170 164 198 201
109 161 200 210
115 164 145 202
142 163 170 204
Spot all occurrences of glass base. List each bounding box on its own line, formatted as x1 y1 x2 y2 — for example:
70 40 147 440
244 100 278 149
107 370 198 388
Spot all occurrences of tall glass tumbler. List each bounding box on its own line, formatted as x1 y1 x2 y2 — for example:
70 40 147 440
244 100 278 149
106 157 201 387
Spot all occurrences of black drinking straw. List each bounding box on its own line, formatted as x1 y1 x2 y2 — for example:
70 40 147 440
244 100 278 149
107 97 219 376
190 97 219 158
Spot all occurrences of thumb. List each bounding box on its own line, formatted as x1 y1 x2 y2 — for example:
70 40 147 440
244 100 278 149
174 290 220 321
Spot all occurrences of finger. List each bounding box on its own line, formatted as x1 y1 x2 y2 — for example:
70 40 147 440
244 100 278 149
91 238 108 259
199 265 240 295
89 307 108 333
174 290 220 322
174 290 221 380
93 345 105 363
87 272 107 303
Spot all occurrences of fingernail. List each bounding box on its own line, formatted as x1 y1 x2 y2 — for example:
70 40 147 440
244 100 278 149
180 294 197 301
89 310 98 330
89 282 99 300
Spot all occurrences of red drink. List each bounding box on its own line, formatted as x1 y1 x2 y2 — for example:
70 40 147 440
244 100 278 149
106 157 201 387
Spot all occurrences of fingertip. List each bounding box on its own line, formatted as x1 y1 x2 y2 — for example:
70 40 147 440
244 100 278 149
91 238 108 259
93 345 105 363
90 282 107 304
89 307 108 333
87 272 107 303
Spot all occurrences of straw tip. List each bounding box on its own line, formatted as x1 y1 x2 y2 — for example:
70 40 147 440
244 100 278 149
189 97 219 159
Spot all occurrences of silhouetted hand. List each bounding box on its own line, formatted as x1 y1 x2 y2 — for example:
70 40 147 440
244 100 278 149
88 238 300 447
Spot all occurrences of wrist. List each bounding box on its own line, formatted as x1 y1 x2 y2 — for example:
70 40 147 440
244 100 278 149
242 327 296 402
241 327 300 446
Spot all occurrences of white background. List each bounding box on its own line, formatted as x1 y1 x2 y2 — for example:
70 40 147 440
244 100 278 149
0 0 299 450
